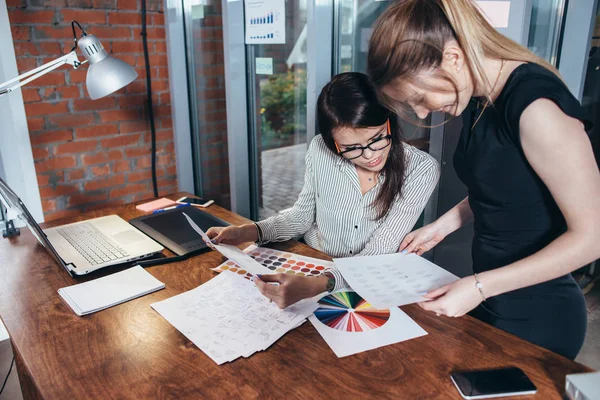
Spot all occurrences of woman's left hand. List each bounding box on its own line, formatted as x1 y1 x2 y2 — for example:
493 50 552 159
418 276 483 317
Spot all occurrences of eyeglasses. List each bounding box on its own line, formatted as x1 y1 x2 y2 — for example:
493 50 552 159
335 120 392 160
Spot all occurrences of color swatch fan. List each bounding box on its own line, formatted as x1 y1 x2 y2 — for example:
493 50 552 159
212 244 333 280
309 290 428 358
315 291 390 332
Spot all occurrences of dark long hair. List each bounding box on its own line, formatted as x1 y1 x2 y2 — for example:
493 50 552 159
317 72 406 220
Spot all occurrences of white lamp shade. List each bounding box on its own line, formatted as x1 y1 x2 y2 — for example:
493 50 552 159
86 56 138 100
77 34 138 100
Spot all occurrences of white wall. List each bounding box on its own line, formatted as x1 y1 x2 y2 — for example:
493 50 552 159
0 0 44 223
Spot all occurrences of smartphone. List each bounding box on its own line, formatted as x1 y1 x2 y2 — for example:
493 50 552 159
176 196 214 208
450 367 537 399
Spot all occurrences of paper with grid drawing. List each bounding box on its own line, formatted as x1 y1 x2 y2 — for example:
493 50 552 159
333 253 459 309
151 271 318 365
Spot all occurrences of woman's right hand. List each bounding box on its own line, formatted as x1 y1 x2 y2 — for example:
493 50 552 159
399 221 449 256
205 224 258 246
255 273 329 309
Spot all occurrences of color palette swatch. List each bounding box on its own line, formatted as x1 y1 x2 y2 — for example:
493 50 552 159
212 245 333 279
314 292 390 332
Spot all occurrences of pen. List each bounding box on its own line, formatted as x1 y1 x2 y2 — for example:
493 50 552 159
152 203 191 214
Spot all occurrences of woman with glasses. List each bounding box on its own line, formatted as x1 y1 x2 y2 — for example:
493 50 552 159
206 72 439 307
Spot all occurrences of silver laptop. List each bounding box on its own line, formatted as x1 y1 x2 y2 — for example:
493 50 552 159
0 178 163 276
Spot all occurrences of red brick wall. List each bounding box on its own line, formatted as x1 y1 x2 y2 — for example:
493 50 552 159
7 0 177 221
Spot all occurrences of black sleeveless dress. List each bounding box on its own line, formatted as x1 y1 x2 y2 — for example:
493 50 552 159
453 64 591 360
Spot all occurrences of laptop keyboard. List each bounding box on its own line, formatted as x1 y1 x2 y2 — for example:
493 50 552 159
57 222 130 265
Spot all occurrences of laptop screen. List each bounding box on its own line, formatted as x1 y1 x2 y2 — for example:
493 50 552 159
0 178 72 275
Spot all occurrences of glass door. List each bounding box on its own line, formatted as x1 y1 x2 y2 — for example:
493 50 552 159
333 0 435 230
185 0 231 208
246 0 309 219
527 0 568 66
582 3 600 168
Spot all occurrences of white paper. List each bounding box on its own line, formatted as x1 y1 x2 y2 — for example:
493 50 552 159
245 0 285 44
212 244 268 275
58 266 165 316
566 372 600 400
308 290 427 358
340 44 352 60
255 57 273 75
182 212 267 275
151 272 318 364
191 4 204 19
360 28 373 53
333 253 459 308
475 1 511 28
0 320 8 342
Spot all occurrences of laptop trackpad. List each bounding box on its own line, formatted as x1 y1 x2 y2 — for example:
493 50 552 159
111 230 146 245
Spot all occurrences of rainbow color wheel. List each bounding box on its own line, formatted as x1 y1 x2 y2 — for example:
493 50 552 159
314 291 390 332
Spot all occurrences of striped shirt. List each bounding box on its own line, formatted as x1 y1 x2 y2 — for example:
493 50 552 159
257 135 440 288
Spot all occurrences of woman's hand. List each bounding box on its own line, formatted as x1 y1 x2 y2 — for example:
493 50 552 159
399 221 450 255
417 276 483 317
255 274 329 309
205 224 258 246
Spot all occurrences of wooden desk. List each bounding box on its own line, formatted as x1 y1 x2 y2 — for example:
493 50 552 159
0 193 591 399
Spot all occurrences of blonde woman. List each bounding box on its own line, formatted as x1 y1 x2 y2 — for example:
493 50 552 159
367 0 600 359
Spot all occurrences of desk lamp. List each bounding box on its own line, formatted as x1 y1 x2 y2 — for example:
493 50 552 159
0 21 137 99
0 21 138 236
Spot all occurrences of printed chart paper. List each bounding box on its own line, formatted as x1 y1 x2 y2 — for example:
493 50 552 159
308 290 427 358
245 0 285 44
334 253 459 308
152 271 318 365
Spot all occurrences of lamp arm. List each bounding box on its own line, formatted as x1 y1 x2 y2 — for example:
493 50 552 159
0 51 84 97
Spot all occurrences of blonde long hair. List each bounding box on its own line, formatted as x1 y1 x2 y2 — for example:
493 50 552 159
367 0 561 112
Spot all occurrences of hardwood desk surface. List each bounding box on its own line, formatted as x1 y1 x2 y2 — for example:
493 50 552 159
0 193 592 399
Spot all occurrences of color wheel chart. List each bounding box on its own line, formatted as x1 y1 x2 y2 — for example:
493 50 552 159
212 245 333 279
308 290 428 358
315 292 390 332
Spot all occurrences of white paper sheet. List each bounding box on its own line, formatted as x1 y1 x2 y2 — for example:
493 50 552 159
211 244 268 275
333 253 459 308
475 1 511 28
151 271 318 365
245 0 286 44
182 212 267 275
308 290 427 358
360 28 373 52
255 57 273 75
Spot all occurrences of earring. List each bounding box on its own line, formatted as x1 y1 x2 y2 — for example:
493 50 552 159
457 66 461 72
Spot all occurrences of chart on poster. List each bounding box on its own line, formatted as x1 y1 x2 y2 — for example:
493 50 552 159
244 0 286 44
